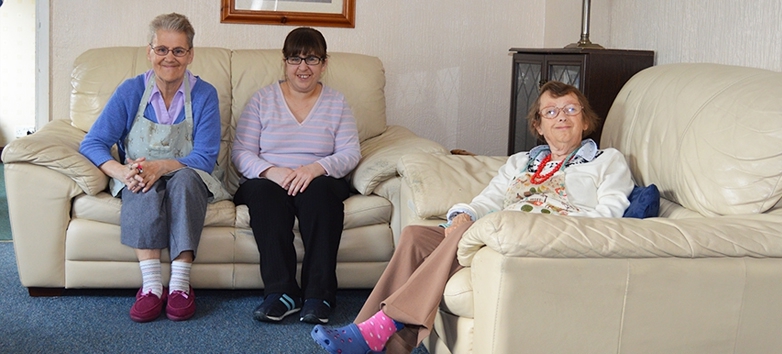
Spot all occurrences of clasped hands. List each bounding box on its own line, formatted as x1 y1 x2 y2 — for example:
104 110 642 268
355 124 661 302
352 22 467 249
123 157 157 193
263 163 325 196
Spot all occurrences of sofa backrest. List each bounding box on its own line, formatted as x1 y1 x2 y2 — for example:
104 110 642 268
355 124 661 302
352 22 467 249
602 63 782 216
70 47 388 194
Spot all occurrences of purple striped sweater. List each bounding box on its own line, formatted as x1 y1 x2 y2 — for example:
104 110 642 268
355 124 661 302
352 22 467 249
232 81 361 180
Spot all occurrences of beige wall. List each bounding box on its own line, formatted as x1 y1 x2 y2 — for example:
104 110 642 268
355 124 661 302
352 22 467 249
0 0 36 147
608 0 782 71
36 0 782 155
544 0 612 49
48 0 544 156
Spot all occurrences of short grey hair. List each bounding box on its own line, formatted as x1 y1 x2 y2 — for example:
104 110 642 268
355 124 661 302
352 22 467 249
148 13 195 48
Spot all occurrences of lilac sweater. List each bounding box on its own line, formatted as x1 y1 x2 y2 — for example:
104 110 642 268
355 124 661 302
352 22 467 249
232 81 361 180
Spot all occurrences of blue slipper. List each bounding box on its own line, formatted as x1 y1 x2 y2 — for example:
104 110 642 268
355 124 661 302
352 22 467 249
311 323 385 354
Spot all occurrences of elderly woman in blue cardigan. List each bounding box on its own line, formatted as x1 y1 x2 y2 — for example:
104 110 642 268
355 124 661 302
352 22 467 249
80 13 227 323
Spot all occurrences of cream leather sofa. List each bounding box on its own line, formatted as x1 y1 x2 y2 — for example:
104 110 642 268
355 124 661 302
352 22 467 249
2 47 448 295
399 63 782 353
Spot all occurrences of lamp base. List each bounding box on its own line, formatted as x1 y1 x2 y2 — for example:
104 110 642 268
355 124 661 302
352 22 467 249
565 39 604 49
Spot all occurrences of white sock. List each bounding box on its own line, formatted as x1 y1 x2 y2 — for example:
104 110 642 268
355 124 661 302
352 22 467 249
169 261 192 294
139 259 162 297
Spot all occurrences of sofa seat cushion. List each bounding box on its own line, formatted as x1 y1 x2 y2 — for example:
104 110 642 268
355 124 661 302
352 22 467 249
234 193 392 230
72 193 237 227
232 223 394 264
72 192 392 231
65 219 237 263
65 218 395 265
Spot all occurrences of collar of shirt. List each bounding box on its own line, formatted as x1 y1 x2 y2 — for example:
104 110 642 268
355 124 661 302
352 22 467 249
527 138 599 171
143 69 197 125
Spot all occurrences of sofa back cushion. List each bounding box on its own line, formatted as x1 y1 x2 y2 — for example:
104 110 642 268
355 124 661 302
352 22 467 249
71 47 233 135
602 63 782 216
71 46 234 191
228 50 387 193
230 50 387 142
70 47 388 195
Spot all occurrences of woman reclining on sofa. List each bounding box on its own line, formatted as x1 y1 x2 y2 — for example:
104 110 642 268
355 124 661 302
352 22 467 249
311 81 635 353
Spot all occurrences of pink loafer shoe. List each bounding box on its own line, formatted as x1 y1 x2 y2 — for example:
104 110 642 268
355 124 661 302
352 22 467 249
166 286 196 321
130 287 167 323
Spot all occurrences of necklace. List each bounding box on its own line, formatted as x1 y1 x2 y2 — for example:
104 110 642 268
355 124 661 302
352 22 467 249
530 154 565 185
530 148 581 185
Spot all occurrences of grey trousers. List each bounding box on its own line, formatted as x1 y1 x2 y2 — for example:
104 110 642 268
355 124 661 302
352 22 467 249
120 168 208 260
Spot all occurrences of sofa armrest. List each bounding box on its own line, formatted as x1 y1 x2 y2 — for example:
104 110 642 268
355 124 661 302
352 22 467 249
351 125 448 195
1 119 108 195
5 163 88 288
458 211 782 266
397 152 507 221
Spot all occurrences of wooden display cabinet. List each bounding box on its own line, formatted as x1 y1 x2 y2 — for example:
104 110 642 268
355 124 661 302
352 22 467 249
508 48 654 155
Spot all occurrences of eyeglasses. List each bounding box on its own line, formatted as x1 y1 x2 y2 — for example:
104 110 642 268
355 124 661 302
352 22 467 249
539 104 583 119
149 44 191 57
285 56 324 66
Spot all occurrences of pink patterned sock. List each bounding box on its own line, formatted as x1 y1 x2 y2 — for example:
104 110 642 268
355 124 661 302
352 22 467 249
356 310 400 352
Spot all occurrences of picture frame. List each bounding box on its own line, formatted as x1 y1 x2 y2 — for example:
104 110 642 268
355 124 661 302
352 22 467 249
221 0 355 28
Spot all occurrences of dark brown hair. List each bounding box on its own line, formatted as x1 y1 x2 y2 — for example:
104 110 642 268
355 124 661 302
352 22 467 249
526 81 600 140
282 27 328 60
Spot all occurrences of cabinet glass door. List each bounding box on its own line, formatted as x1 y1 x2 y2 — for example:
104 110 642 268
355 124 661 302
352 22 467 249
549 64 581 87
510 60 542 154
509 54 585 154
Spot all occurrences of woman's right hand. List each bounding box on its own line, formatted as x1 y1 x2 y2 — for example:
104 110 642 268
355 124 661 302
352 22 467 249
445 213 472 237
261 166 295 189
98 157 146 193
123 157 147 193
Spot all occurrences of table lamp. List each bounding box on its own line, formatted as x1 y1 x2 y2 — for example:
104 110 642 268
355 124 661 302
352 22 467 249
565 0 604 49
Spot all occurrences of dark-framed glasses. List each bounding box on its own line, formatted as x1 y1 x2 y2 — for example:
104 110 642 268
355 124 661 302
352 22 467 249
285 56 324 66
539 104 583 119
149 44 191 57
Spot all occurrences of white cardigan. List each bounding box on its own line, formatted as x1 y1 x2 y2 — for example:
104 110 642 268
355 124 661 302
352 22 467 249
448 142 634 221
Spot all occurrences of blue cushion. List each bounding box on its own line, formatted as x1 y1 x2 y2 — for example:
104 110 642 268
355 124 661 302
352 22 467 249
623 184 660 219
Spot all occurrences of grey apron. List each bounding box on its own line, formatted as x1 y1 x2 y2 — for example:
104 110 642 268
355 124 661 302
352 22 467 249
109 74 230 202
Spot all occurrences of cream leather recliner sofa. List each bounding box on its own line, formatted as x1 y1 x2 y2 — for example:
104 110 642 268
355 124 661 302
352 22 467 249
399 63 782 353
2 47 448 295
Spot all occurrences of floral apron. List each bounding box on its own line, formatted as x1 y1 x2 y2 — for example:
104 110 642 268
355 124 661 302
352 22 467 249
109 74 230 202
503 155 580 216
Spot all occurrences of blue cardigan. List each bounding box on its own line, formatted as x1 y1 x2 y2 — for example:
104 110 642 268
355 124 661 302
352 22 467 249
80 73 221 174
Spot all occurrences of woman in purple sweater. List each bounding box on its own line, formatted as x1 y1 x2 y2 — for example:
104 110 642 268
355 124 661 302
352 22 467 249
80 13 226 323
232 27 361 325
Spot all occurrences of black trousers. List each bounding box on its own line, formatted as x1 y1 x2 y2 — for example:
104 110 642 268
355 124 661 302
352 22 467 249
233 176 349 305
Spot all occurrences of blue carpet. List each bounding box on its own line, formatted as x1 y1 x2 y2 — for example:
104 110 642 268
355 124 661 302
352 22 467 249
0 242 430 353
0 163 429 353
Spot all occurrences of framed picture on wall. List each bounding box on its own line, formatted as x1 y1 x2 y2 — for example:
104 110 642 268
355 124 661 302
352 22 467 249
221 0 356 28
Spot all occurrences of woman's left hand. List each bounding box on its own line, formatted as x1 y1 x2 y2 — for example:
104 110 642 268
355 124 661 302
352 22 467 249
282 163 326 196
132 160 160 193
130 159 183 193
